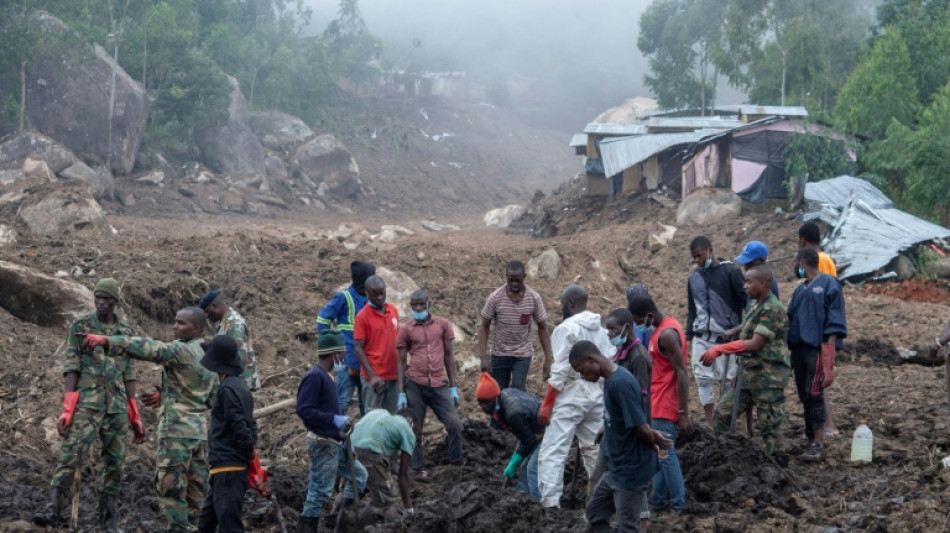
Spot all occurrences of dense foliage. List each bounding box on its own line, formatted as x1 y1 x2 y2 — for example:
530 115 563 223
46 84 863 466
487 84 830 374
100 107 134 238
0 0 379 161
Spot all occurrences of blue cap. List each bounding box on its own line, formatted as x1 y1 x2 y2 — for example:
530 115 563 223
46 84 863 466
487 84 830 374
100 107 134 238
198 289 221 310
734 241 769 265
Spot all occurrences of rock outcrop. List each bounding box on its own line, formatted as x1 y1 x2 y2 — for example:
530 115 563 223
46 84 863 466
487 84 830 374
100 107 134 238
0 260 94 327
0 132 114 199
27 12 148 175
195 75 266 177
248 110 315 150
484 205 526 228
15 181 108 237
293 135 363 199
676 188 742 226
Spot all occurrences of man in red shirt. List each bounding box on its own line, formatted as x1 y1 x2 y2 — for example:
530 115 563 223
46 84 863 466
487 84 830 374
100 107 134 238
396 289 463 481
354 276 400 413
628 296 692 513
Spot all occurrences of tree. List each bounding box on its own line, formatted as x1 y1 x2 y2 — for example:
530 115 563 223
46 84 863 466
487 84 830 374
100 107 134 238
0 0 41 132
904 80 950 225
834 29 919 140
876 0 950 106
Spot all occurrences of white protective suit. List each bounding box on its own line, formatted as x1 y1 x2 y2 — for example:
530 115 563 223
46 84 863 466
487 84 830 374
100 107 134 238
537 310 614 508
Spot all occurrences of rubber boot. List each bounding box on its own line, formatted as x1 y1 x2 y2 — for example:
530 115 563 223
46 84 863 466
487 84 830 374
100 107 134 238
32 488 67 526
99 493 124 533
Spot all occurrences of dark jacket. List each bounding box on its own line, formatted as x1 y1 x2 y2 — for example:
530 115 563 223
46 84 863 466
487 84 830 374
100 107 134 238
495 388 544 457
787 273 847 349
208 375 257 468
296 365 341 440
615 340 652 422
686 260 747 341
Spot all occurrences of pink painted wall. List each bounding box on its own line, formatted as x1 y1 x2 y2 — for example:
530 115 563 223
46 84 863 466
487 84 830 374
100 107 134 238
731 159 767 192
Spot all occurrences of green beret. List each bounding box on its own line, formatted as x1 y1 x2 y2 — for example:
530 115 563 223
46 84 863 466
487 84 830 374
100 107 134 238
93 278 121 301
316 330 345 356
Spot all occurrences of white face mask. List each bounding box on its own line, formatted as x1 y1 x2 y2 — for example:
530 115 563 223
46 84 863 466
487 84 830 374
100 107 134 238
333 357 346 374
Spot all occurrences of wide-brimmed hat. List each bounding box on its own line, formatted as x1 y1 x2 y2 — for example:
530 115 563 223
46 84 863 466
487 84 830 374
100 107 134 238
200 335 243 376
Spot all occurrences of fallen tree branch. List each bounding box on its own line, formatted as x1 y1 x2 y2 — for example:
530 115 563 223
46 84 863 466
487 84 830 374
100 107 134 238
255 398 296 419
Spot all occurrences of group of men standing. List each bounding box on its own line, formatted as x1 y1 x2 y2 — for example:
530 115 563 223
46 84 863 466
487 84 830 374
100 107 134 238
34 219 849 532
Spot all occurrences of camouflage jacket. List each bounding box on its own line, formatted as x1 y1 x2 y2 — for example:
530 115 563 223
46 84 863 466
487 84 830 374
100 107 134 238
62 312 137 414
739 293 791 390
214 307 259 390
108 336 218 440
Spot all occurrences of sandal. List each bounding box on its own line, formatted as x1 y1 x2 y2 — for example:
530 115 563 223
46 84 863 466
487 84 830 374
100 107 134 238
414 470 430 483
824 428 841 440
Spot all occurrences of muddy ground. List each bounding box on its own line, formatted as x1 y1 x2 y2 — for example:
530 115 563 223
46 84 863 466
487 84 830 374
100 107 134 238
1 197 950 531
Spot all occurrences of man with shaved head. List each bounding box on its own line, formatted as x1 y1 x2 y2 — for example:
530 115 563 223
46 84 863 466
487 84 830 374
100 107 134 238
354 276 401 413
701 266 791 466
79 306 219 532
536 284 614 508
396 289 463 481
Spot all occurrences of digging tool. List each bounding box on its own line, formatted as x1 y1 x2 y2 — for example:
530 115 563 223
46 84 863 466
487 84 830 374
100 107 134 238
729 354 747 432
335 426 361 533
719 351 732 397
270 493 288 533
69 455 81 531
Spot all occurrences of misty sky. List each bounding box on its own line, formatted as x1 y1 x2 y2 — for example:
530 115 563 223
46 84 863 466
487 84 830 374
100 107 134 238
305 0 744 129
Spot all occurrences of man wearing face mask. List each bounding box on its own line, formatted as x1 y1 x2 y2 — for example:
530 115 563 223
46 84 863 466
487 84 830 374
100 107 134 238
354 276 401 413
588 308 653 527
686 236 747 426
626 283 654 346
787 248 847 462
536 284 613 508
628 296 691 513
396 289 463 482
318 261 376 416
295 330 368 533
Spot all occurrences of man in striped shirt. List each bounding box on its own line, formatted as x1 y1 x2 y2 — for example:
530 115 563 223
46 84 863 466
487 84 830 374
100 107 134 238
478 260 553 391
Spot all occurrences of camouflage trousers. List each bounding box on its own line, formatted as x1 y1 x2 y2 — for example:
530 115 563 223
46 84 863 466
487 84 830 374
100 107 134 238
50 407 127 495
713 387 786 455
156 438 209 533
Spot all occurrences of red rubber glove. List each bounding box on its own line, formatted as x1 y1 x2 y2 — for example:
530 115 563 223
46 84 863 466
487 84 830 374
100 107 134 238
820 343 836 388
141 385 162 409
700 340 747 366
248 450 270 498
127 399 146 445
56 392 80 436
537 384 559 426
81 334 110 350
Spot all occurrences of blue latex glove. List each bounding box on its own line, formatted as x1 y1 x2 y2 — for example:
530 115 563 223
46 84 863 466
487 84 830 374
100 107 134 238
332 415 351 429
397 392 408 410
450 387 459 407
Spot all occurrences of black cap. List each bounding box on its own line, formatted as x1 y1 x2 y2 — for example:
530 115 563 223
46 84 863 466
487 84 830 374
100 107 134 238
200 335 243 376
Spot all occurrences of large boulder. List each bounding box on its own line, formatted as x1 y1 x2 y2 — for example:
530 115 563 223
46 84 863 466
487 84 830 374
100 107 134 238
293 135 362 199
484 205 526 228
924 257 950 279
195 75 266 177
248 110 315 150
27 13 148 174
676 188 742 226
889 254 917 281
16 181 107 237
527 248 561 280
0 131 76 173
59 160 114 200
0 260 94 327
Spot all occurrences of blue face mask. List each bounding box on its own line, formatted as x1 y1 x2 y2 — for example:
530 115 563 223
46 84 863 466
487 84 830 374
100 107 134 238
411 309 429 321
610 325 628 347
704 257 713 269
333 360 346 374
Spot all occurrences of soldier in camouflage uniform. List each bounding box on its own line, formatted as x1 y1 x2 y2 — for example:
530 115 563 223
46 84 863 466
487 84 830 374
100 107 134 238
199 289 259 391
82 306 219 533
33 278 146 532
701 266 790 462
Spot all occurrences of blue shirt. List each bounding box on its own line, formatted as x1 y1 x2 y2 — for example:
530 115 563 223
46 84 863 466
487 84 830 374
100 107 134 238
603 366 658 490
296 365 341 440
787 273 847 349
316 286 367 370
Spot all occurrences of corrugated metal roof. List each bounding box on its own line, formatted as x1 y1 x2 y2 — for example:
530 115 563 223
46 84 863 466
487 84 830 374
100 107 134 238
716 104 808 117
803 176 950 280
598 131 712 177
569 133 587 147
583 123 648 135
644 117 741 130
804 175 893 210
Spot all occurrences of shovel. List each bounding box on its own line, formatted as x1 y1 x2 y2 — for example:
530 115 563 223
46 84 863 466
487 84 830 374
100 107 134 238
335 427 361 533
729 355 747 432
563 444 583 507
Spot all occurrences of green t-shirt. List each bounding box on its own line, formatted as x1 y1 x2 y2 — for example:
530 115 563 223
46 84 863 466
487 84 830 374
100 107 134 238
350 409 416 457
